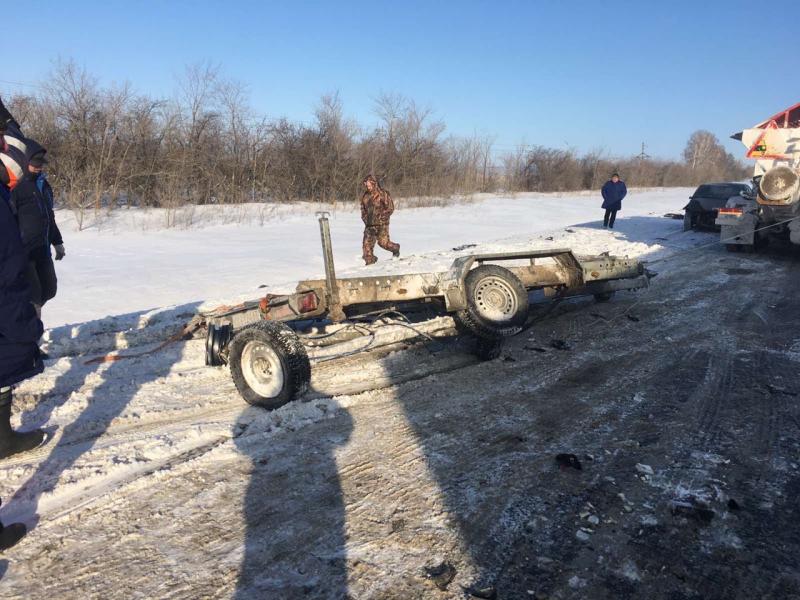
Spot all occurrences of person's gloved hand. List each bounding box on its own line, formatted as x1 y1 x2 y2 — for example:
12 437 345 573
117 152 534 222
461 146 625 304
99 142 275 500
54 244 65 260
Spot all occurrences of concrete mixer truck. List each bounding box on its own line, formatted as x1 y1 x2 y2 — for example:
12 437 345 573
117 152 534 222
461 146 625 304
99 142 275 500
716 103 800 251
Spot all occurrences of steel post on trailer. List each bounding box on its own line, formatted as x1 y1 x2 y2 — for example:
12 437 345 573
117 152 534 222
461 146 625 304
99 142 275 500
317 212 346 322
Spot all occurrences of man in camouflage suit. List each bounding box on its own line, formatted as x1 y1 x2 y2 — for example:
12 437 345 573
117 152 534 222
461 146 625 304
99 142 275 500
360 175 400 265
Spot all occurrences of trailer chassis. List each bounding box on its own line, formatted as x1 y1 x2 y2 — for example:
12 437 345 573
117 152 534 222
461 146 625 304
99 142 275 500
205 214 652 408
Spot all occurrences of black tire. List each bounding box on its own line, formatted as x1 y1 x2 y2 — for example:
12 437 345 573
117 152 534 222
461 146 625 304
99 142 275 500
229 321 311 409
593 291 615 303
683 211 694 232
205 323 232 366
472 336 504 361
454 264 529 340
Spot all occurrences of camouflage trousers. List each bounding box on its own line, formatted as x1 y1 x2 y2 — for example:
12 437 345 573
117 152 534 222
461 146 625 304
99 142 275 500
362 225 399 264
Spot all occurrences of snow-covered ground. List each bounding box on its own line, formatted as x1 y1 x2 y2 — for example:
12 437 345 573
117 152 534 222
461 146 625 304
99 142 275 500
9 187 777 599
46 189 691 328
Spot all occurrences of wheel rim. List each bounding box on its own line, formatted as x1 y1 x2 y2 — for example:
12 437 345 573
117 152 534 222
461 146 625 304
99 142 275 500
240 340 285 398
472 276 519 322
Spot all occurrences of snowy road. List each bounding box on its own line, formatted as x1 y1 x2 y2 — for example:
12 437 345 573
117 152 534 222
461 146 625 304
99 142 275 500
2 192 799 599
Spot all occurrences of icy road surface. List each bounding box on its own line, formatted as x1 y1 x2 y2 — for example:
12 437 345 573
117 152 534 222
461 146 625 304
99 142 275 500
2 189 799 599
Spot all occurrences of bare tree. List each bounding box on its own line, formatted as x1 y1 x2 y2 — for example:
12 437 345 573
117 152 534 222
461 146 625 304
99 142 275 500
1 62 752 223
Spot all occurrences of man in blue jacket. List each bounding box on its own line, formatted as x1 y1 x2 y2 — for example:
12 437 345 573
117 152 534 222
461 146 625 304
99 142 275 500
0 183 45 550
601 172 627 229
0 186 44 456
10 150 64 318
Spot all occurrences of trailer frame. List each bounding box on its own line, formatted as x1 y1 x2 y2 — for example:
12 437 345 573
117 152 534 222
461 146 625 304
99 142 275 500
205 214 653 407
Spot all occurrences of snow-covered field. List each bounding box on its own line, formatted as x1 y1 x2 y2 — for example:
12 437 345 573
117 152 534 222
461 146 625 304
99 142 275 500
10 187 789 599
46 189 692 328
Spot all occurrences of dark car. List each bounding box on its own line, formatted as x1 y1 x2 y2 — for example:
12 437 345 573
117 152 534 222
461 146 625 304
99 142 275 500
683 183 752 231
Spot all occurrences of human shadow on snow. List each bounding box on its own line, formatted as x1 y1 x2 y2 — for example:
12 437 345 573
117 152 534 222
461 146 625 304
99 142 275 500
0 304 200 531
16 302 203 433
232 399 353 599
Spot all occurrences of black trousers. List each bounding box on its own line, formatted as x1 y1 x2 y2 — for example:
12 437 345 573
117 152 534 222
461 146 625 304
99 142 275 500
25 253 57 307
604 209 618 228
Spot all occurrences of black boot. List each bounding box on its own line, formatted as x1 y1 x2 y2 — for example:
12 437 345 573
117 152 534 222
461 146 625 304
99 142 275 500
0 498 27 551
0 388 45 460
0 522 27 551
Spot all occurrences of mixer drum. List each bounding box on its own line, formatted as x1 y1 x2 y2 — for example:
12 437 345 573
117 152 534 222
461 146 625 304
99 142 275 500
759 165 800 205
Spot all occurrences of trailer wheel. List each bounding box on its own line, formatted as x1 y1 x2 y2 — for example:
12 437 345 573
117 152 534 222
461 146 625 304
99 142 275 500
594 292 615 303
455 264 529 340
229 321 311 409
205 323 232 366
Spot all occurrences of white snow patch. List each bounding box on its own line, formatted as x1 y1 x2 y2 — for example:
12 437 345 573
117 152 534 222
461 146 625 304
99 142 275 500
620 558 642 581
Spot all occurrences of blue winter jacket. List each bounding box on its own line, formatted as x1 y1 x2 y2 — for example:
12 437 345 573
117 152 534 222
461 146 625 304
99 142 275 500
0 195 43 388
601 180 627 211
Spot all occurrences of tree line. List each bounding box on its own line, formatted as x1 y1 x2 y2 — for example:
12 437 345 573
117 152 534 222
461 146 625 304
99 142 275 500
4 61 750 224
503 130 749 194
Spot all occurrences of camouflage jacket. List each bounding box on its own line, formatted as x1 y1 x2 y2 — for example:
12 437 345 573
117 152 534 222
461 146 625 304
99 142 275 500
360 188 395 226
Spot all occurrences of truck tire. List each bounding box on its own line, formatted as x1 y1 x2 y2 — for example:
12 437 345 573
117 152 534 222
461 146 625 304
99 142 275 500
229 321 311 409
683 212 694 232
455 264 529 340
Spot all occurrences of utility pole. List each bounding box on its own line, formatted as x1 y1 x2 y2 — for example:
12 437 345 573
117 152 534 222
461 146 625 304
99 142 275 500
637 142 650 161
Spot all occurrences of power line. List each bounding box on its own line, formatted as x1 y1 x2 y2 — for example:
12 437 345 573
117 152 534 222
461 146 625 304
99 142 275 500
0 78 45 90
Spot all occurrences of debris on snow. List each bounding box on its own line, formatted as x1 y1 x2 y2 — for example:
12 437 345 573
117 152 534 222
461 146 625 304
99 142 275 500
671 497 715 524
425 561 457 590
464 584 497 599
568 575 586 588
555 453 582 470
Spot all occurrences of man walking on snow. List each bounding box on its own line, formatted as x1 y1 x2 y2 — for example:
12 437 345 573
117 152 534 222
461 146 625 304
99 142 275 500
360 174 400 265
601 172 627 229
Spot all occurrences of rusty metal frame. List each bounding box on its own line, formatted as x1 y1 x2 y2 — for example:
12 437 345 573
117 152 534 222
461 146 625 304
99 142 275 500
206 217 650 332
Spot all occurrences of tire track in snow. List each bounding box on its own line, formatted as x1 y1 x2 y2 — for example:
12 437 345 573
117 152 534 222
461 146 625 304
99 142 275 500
1 403 242 468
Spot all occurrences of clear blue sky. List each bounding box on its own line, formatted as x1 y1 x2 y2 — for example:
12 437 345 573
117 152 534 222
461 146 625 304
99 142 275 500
1 0 797 160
